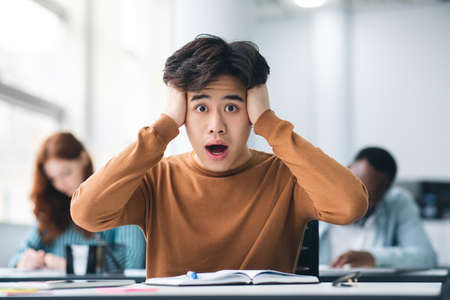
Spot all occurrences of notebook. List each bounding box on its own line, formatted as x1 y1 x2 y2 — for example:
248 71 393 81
145 270 319 286
0 279 135 290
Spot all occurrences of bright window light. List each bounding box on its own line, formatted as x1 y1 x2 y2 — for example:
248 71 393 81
0 0 65 101
294 0 327 8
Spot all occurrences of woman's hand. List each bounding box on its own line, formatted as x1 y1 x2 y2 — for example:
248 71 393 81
44 253 66 270
17 248 45 270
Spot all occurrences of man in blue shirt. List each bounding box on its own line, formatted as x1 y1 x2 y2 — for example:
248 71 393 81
319 147 437 268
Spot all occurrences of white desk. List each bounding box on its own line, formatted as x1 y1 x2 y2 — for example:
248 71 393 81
2 282 444 299
320 267 449 276
0 268 146 283
0 268 64 278
319 267 449 283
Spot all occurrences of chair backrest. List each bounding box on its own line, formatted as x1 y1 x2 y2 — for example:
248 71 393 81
0 222 31 267
296 220 318 277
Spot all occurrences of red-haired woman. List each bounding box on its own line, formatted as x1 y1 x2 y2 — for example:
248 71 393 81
9 132 145 270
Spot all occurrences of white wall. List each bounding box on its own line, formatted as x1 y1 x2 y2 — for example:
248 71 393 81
251 16 316 154
254 3 353 165
351 3 450 180
89 0 172 166
255 1 450 180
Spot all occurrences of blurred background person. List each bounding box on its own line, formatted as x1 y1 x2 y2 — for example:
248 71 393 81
319 147 437 268
9 132 146 271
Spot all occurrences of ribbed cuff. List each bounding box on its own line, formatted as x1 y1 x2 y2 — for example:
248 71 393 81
141 114 179 147
253 109 278 136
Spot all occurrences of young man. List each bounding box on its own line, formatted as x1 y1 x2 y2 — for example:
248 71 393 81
71 35 368 278
319 147 437 268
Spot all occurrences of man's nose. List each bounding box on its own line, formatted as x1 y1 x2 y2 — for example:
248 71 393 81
208 110 226 134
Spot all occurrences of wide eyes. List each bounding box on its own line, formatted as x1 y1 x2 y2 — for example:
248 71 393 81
194 104 239 113
195 104 208 112
224 104 238 112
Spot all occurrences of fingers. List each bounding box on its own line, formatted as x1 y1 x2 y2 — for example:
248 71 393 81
247 84 270 125
331 251 351 268
331 250 376 268
164 84 187 127
17 248 46 270
44 253 66 270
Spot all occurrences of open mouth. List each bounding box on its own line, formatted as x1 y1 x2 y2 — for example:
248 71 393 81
205 144 229 160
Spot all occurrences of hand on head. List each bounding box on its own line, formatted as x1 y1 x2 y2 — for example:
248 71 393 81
164 82 271 128
246 84 270 125
164 84 187 128
331 250 375 268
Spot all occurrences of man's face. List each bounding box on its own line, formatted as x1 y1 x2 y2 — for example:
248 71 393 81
185 75 252 172
349 159 391 215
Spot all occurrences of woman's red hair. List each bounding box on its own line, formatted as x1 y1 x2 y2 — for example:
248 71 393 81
31 132 94 244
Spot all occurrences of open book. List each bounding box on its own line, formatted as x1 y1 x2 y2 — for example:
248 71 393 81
145 270 319 286
0 279 135 290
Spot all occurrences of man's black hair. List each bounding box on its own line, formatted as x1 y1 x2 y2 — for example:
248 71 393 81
354 147 397 182
163 34 270 91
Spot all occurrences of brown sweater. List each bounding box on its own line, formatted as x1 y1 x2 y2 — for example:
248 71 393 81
71 110 368 278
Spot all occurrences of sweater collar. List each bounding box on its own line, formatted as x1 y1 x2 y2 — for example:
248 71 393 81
185 149 259 177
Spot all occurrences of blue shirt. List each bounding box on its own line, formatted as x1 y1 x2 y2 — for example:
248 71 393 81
9 223 146 269
319 186 437 268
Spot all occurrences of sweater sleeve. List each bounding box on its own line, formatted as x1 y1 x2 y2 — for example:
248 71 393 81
254 110 368 225
71 114 179 233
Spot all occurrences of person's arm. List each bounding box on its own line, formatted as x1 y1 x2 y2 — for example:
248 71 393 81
370 192 437 268
71 86 185 233
248 85 368 224
9 224 45 270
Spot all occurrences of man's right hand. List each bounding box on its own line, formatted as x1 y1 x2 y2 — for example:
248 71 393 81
164 84 186 128
17 248 46 270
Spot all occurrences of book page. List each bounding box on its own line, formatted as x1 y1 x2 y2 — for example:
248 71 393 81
252 271 319 284
218 270 318 284
145 270 318 286
145 271 250 286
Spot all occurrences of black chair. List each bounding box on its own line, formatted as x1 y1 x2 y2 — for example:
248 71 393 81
295 220 318 277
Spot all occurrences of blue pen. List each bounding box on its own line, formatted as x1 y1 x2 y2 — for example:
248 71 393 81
186 271 198 279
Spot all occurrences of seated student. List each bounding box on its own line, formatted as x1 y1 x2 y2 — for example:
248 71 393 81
71 35 368 278
319 147 437 268
9 132 146 271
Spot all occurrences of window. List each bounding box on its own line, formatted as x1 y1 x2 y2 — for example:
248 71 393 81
0 0 66 102
0 0 84 224
0 99 59 223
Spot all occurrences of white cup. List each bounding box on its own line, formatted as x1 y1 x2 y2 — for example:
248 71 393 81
70 245 89 275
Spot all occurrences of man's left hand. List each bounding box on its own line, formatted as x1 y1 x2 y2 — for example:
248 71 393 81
331 250 375 268
247 84 270 124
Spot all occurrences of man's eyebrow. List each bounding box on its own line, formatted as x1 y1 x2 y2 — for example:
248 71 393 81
223 94 244 102
190 94 210 101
